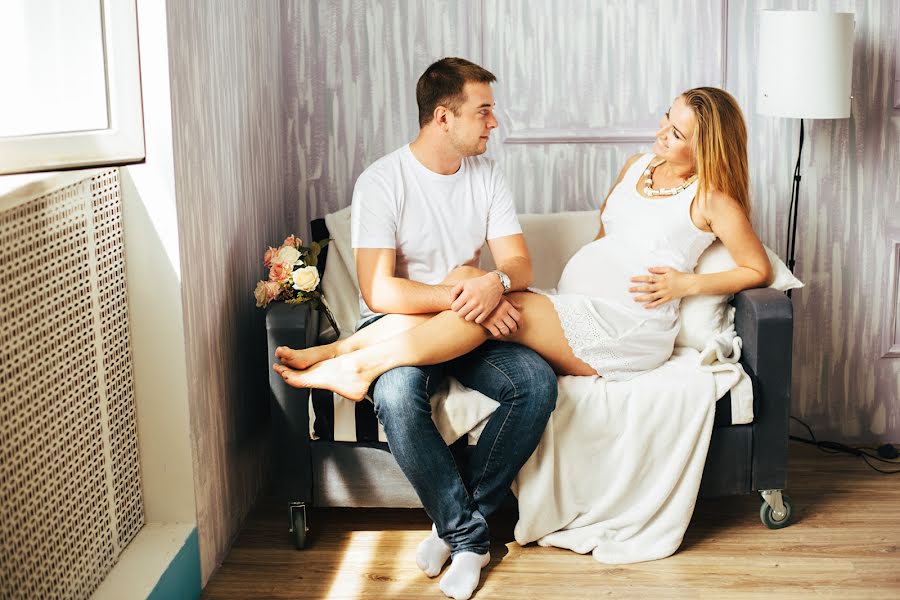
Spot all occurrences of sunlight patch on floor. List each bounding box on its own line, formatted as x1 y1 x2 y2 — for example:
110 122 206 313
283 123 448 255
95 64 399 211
325 530 382 598
324 528 436 598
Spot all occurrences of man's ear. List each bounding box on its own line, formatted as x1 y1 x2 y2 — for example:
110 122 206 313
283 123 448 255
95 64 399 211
433 106 450 131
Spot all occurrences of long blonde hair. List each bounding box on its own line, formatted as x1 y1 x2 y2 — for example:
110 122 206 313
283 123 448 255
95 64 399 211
680 87 750 216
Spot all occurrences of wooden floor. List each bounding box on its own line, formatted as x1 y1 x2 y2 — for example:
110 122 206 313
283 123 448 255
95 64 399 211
201 443 900 599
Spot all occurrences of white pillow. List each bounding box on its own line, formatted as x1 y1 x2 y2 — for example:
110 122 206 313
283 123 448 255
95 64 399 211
675 241 804 351
319 206 360 339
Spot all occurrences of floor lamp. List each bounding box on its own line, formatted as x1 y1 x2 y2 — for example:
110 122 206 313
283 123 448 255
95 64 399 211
757 10 855 298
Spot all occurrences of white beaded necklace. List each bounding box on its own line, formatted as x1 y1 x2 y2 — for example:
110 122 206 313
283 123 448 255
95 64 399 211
642 161 698 197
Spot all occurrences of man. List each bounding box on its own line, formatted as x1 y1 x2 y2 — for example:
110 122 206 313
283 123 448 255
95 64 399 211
288 57 557 600
354 57 558 600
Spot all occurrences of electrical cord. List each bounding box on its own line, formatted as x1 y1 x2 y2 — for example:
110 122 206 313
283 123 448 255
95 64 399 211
790 415 900 474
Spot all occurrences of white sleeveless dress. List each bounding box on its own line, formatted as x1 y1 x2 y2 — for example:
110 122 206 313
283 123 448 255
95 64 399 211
536 153 717 381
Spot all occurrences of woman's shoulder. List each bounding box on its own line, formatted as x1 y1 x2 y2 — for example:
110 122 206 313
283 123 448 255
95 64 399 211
699 187 744 217
704 187 738 205
625 152 654 168
614 153 650 180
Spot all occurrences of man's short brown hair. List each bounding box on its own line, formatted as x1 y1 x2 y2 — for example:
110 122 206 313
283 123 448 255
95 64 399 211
416 57 496 128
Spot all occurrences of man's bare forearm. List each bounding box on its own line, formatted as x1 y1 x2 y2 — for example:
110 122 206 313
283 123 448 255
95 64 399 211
365 256 532 315
364 277 456 314
494 255 533 291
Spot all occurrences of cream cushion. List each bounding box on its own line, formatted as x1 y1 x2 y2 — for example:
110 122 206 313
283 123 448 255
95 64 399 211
676 240 803 350
479 211 600 287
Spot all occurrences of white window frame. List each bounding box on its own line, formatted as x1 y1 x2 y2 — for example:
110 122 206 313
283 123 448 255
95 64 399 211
0 0 144 175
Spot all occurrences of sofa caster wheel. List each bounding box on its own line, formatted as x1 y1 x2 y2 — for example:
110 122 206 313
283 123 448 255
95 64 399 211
289 502 308 549
759 491 792 529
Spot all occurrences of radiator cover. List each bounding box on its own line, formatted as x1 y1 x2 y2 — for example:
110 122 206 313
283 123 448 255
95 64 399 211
0 169 144 598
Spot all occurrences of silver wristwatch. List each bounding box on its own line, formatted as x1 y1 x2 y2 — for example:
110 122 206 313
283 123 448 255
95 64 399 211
493 270 511 293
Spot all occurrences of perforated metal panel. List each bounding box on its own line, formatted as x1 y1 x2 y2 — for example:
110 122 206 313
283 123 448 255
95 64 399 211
0 169 144 599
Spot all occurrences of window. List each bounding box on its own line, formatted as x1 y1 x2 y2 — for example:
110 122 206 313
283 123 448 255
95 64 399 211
0 0 144 175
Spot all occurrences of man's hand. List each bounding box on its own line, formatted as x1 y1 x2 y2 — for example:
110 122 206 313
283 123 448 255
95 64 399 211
450 272 505 323
480 297 522 337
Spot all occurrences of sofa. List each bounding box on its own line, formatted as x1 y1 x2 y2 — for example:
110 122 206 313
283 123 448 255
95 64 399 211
266 210 794 549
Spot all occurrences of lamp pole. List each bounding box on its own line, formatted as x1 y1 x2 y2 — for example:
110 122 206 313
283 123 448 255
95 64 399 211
785 119 804 298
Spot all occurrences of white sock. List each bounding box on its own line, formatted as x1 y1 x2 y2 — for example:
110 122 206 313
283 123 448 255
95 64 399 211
415 524 452 577
439 551 490 600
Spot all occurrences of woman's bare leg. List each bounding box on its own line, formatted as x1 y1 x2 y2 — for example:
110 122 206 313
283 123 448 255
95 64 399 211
275 265 488 369
275 313 432 369
272 292 595 400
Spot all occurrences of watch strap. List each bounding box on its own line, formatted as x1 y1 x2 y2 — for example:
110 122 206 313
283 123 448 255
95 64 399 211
493 270 511 293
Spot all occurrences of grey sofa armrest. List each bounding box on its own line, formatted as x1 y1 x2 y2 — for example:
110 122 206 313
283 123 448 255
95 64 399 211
732 288 793 491
266 302 319 503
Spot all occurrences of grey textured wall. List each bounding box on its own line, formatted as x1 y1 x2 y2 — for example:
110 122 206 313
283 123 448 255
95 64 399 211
166 0 286 583
284 0 900 442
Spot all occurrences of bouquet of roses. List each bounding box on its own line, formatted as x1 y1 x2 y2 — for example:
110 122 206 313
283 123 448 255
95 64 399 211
254 234 339 335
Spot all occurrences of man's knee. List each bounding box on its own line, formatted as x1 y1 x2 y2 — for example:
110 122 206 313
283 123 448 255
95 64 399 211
503 345 558 413
372 366 431 423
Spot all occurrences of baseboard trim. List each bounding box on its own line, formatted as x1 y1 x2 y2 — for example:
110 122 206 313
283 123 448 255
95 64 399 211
92 523 199 600
148 527 201 600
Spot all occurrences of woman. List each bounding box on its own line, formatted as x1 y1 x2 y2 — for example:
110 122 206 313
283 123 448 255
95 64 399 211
273 87 772 399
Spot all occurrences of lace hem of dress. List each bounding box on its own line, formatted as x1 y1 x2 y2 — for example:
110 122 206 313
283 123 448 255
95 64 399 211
531 288 646 380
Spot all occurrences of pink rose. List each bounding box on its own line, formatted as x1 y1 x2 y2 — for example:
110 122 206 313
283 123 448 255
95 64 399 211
254 280 287 307
263 246 278 268
265 281 282 302
269 262 292 283
283 234 302 248
254 281 269 307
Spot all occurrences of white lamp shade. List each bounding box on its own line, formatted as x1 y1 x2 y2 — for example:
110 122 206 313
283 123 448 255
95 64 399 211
758 11 855 119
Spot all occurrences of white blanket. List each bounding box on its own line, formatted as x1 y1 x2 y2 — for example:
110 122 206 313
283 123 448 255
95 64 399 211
510 347 744 564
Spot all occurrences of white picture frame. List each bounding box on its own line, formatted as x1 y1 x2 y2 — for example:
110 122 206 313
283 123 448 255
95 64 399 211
895 35 900 108
884 241 900 358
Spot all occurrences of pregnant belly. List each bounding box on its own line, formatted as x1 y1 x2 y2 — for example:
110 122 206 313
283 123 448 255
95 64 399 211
556 238 674 317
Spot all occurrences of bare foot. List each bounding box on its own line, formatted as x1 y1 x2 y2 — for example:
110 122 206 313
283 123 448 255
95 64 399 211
275 344 337 370
272 356 374 401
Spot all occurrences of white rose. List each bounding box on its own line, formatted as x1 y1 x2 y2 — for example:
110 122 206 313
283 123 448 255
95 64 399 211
292 265 320 292
275 245 301 265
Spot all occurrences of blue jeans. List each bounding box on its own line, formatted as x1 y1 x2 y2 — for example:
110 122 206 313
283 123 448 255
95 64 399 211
367 330 557 556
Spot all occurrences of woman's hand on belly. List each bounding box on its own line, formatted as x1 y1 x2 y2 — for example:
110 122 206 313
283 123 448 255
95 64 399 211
629 266 697 309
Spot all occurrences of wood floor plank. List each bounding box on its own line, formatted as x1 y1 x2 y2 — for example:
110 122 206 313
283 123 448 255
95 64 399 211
201 443 900 599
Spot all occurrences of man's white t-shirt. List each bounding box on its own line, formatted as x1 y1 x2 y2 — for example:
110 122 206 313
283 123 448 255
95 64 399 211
351 144 522 323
